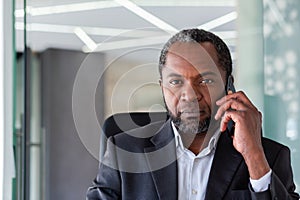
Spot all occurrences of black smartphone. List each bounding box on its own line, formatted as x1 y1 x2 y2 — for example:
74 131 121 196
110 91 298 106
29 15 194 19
226 75 235 136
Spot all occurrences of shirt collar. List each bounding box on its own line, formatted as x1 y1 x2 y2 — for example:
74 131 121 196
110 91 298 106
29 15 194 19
171 121 221 157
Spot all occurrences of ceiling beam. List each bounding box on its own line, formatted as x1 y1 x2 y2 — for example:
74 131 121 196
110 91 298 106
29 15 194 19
15 22 165 38
15 0 235 17
198 11 237 30
114 0 178 34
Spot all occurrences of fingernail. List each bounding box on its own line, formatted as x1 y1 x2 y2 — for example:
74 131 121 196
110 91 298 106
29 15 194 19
214 114 218 120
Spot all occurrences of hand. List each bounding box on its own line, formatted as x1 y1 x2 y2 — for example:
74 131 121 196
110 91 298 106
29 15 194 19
214 91 270 179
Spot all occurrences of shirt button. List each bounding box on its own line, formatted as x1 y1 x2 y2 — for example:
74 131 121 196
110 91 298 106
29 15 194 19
192 189 198 195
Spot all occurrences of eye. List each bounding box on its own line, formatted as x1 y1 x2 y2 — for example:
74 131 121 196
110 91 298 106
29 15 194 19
200 79 214 85
169 79 183 85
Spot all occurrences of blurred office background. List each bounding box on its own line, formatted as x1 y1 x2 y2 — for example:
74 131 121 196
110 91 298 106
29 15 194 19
1 0 299 199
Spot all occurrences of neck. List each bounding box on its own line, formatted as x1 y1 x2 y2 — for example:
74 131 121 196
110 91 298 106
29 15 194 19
180 132 206 155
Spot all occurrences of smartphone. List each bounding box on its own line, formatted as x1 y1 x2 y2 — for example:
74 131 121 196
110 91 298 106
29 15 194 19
226 75 235 136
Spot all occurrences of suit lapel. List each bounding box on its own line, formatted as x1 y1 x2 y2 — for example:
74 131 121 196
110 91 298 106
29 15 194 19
144 119 178 200
205 132 243 199
143 121 243 199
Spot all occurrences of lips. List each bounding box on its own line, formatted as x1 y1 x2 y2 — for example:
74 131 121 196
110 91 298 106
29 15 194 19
180 110 204 118
178 103 207 118
181 112 200 118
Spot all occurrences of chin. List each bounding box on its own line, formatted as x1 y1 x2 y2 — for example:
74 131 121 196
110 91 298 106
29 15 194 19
174 116 211 135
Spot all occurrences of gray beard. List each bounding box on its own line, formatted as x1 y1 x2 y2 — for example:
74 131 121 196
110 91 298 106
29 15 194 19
170 112 211 135
162 97 211 135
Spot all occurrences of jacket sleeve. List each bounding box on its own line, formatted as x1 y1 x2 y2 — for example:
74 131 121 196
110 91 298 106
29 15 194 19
86 137 121 200
250 145 299 200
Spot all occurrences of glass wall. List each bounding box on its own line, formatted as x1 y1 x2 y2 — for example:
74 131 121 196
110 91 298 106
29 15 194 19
1 1 15 199
263 0 300 190
13 0 300 199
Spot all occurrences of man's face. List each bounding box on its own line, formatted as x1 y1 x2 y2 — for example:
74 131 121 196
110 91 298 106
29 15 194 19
161 41 227 135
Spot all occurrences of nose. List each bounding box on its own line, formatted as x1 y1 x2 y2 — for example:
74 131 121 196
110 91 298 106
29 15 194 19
180 83 202 102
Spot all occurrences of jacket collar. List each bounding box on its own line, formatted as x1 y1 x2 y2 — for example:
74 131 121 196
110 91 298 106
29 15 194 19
149 119 174 147
144 119 178 199
144 120 243 200
205 131 243 199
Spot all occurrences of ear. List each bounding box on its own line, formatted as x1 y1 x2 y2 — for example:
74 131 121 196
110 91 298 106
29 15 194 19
159 78 162 87
226 75 236 94
231 75 234 83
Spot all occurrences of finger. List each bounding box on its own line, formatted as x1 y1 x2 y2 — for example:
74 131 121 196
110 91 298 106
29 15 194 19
217 91 255 108
215 99 247 120
219 111 234 132
216 91 242 105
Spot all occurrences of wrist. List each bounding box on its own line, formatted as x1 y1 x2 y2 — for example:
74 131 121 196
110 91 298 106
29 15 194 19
243 148 270 179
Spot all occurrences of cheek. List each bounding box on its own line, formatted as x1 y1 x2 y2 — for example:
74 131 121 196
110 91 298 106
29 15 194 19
163 88 179 113
207 87 226 110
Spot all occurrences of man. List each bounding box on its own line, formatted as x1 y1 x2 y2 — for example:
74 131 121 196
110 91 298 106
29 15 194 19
87 29 299 199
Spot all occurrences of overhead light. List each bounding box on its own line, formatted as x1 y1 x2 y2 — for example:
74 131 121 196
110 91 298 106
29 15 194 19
114 0 178 34
15 22 236 39
15 21 236 52
132 0 235 7
82 32 235 52
15 22 165 38
83 35 170 52
198 11 237 30
83 27 164 38
74 27 97 51
15 1 235 18
15 1 118 17
15 22 72 33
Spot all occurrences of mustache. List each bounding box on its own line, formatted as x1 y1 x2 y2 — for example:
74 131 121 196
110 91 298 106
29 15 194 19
172 114 211 134
178 103 202 115
162 97 205 116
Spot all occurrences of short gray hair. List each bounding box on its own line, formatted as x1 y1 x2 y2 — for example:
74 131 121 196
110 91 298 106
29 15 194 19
159 28 232 79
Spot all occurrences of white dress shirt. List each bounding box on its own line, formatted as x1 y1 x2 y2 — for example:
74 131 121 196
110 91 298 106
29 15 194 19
171 122 271 200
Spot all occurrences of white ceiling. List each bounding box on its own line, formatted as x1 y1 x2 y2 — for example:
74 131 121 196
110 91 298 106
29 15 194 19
15 0 237 58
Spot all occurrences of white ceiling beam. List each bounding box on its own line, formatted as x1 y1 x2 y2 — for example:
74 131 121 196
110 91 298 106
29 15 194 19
74 27 97 51
15 21 236 52
114 0 178 34
85 35 170 52
15 1 118 17
15 0 235 17
15 22 165 38
198 11 237 30
83 31 236 52
132 0 235 7
14 0 237 53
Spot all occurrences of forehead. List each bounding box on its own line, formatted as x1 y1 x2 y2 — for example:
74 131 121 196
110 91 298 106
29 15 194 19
163 41 222 76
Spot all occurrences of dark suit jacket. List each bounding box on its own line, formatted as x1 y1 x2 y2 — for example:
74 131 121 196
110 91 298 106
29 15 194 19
87 119 299 200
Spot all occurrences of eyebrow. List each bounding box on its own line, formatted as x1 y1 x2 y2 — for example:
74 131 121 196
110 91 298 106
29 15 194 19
166 73 183 78
199 71 218 77
166 71 218 79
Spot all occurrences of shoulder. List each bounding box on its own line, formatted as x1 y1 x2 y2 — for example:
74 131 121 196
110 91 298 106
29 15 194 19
261 137 291 164
262 137 289 152
111 120 169 152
